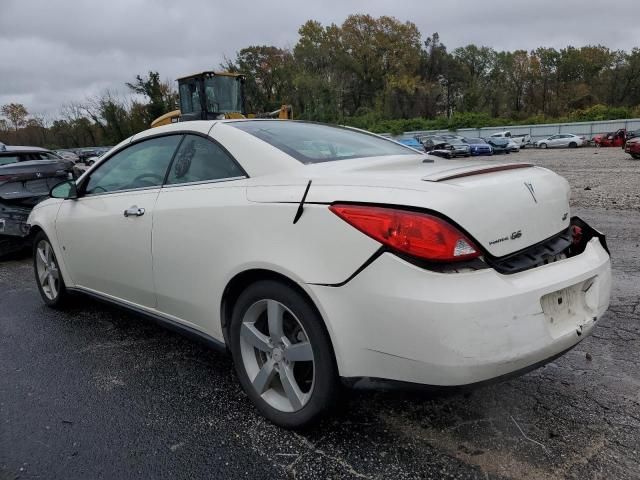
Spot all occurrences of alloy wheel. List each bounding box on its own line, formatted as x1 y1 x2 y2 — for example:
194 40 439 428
35 240 60 300
239 299 315 412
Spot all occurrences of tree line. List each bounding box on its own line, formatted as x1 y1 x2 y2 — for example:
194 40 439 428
2 14 640 147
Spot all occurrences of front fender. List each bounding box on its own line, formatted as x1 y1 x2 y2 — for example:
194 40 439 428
28 199 75 287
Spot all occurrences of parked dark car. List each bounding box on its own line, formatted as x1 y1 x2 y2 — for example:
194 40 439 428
421 136 450 151
485 137 511 154
419 136 454 158
463 137 493 156
0 145 75 256
446 138 471 157
76 147 111 165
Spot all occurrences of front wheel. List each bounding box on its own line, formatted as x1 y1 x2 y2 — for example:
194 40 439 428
229 280 339 429
33 232 68 308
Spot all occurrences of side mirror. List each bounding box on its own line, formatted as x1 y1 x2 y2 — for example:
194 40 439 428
50 179 78 199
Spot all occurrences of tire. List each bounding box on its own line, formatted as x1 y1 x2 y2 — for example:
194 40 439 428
632 154 640 160
569 142 577 148
229 280 339 429
33 231 68 308
540 143 548 149
520 144 526 150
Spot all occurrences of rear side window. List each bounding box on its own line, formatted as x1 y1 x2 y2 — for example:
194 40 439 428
85 135 181 195
230 121 415 164
0 155 19 166
166 134 244 185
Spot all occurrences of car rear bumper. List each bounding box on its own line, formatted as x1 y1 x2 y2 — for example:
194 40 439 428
0 203 31 238
310 237 611 386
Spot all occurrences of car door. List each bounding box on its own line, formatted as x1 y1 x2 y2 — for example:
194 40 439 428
556 135 570 147
152 134 247 336
56 134 183 308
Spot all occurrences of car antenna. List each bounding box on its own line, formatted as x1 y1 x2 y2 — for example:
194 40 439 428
293 180 312 224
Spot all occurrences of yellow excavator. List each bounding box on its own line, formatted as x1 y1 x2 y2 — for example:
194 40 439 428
150 71 292 128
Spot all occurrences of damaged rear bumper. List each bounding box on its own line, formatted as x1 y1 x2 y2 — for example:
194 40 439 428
309 219 611 386
0 202 31 238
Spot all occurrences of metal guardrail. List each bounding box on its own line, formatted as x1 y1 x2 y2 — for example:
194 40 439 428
390 118 640 142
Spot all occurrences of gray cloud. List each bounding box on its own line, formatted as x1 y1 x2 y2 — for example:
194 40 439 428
1 0 638 117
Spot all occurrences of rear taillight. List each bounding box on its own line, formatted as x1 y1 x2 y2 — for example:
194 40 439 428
329 204 480 262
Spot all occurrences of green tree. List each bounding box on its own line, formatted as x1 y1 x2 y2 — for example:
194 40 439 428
126 71 177 125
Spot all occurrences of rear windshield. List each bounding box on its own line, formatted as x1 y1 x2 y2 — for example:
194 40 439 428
230 121 417 164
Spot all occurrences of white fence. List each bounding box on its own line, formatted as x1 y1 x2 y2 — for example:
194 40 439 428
393 118 640 142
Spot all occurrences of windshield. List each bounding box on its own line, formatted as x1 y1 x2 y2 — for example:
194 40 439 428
230 121 417 164
464 138 485 144
204 76 242 113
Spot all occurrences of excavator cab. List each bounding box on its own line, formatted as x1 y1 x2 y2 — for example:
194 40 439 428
177 71 246 121
151 72 246 128
150 70 292 128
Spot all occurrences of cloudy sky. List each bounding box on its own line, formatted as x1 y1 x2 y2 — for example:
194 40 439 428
1 0 638 117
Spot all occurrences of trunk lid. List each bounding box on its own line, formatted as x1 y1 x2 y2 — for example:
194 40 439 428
0 160 74 201
248 155 572 257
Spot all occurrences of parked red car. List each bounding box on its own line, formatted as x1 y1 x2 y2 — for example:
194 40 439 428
592 128 626 147
624 137 640 159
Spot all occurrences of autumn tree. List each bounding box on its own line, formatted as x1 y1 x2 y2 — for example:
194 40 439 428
1 103 29 134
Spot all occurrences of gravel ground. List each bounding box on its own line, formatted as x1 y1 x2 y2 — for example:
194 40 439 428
1 147 639 480
513 146 640 211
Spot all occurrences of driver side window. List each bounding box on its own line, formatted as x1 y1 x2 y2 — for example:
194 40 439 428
85 135 182 195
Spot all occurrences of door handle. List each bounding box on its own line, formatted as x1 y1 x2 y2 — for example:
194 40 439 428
123 206 145 217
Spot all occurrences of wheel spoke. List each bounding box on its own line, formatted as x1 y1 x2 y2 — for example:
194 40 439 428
37 247 47 265
280 364 305 411
284 341 313 362
241 323 272 352
252 358 276 394
38 268 48 284
48 275 57 298
44 242 51 262
267 300 285 341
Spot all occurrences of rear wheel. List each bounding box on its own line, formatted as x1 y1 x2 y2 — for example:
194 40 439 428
229 280 339 428
33 232 68 308
540 143 548 149
632 154 640 160
569 142 577 148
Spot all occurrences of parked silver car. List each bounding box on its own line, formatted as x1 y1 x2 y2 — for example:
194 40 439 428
536 134 586 149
